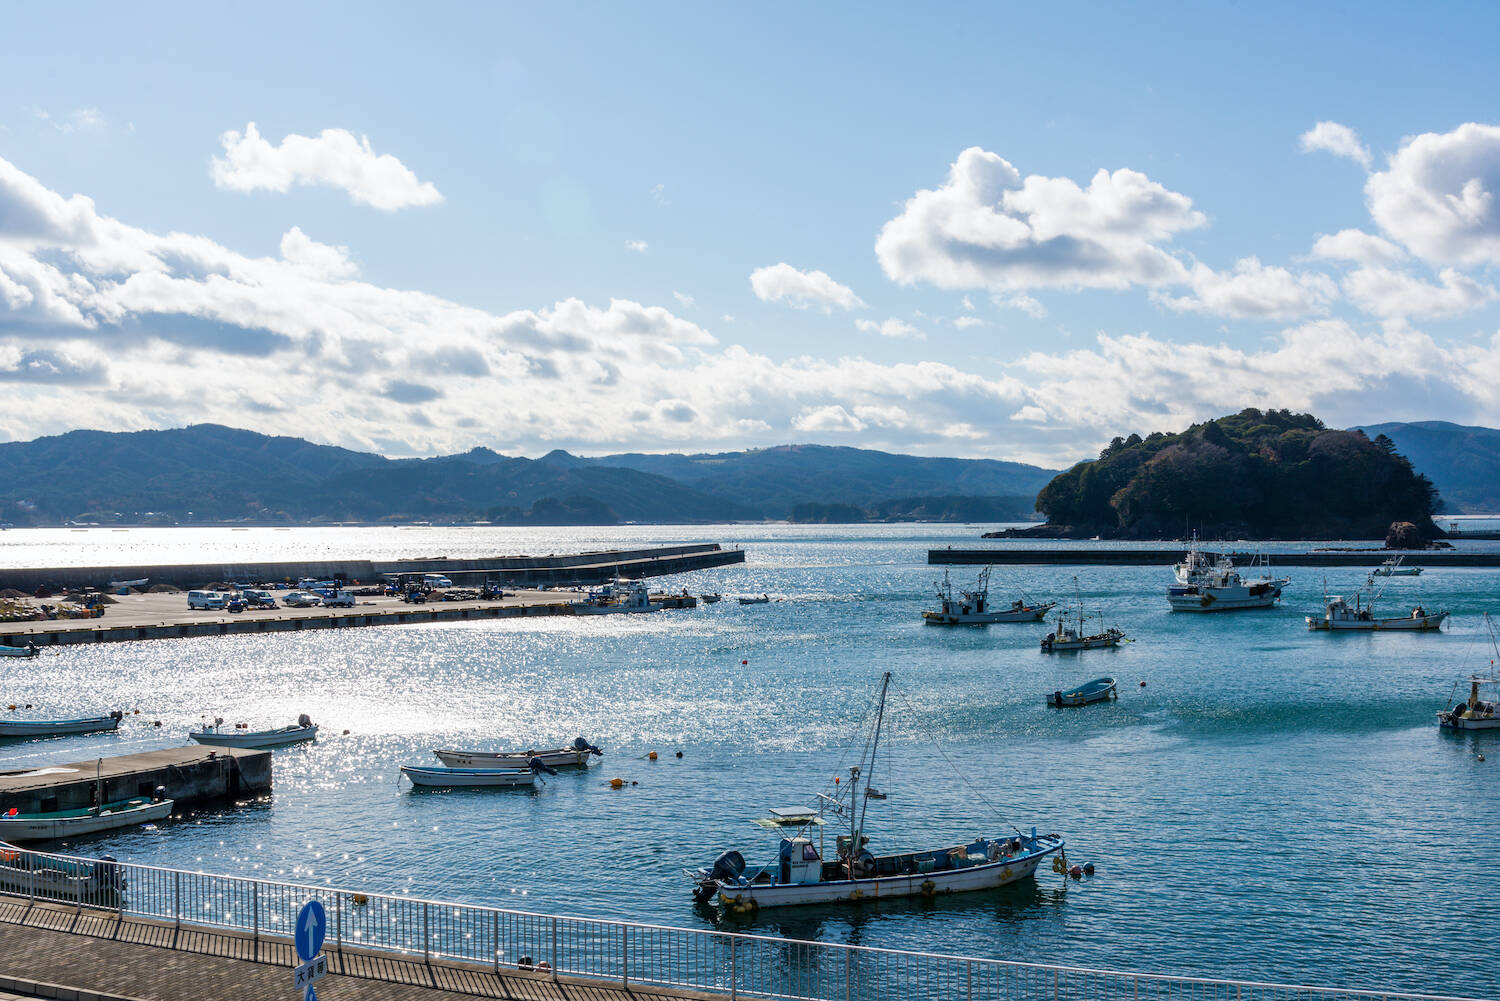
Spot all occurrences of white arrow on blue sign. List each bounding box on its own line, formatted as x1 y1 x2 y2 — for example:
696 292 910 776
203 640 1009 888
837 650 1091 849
296 900 326 963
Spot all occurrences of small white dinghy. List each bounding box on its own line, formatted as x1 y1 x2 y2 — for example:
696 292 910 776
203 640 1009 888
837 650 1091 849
434 737 602 769
400 758 557 789
0 712 123 738
189 714 318 748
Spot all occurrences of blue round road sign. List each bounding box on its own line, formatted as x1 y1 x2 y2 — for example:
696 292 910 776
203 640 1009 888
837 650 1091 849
296 900 326 962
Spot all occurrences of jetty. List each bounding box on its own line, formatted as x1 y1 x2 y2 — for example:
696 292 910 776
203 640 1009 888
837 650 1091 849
0 843 1477 1001
0 747 269 814
931 548 1500 568
0 542 745 593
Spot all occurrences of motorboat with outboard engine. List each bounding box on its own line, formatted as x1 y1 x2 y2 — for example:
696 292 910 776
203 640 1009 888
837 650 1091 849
434 736 603 768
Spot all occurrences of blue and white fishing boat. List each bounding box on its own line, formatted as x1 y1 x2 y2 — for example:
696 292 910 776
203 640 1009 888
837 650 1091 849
1047 677 1117 707
434 737 602 769
0 641 38 658
401 757 559 789
0 712 123 738
0 796 172 842
687 673 1065 910
1372 557 1423 576
1307 574 1447 631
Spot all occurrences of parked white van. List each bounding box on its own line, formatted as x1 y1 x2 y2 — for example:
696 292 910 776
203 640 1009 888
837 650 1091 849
187 590 226 610
422 574 454 588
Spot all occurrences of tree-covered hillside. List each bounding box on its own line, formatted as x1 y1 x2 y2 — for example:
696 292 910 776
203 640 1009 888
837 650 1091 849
1035 409 1440 539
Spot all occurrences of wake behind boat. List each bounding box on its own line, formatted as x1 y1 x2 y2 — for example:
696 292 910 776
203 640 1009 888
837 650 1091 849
922 567 1054 625
686 673 1065 910
189 714 318 748
435 736 602 769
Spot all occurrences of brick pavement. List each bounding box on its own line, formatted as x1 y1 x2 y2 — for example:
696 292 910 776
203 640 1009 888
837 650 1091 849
0 897 721 1001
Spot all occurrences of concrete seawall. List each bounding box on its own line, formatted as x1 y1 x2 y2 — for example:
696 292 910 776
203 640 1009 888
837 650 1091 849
931 548 1500 567
0 542 746 591
0 747 271 813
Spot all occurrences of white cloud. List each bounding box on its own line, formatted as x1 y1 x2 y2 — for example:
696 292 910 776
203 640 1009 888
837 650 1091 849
32 107 105 134
993 292 1047 318
625 240 648 253
1299 121 1372 170
750 263 865 312
855 317 925 339
792 405 866 433
1365 122 1500 266
279 227 358 280
1153 257 1337 319
953 315 985 329
211 122 443 211
1310 228 1407 266
1341 265 1496 319
875 146 1204 292
650 183 667 205
672 291 694 308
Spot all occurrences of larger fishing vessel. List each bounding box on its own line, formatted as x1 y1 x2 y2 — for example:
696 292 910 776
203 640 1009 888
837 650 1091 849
922 567 1054 625
1166 554 1288 612
686 673 1064 910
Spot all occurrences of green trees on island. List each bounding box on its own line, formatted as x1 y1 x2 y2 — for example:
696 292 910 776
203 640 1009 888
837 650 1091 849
1034 409 1441 539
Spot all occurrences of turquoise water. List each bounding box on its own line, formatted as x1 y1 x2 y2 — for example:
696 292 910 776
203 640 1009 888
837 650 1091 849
1 525 1497 994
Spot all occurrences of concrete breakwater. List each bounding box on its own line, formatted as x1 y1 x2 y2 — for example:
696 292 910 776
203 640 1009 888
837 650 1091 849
931 547 1500 567
0 747 270 813
0 542 745 592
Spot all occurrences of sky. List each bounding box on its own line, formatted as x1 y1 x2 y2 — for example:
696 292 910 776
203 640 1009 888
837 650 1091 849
3 2 1500 468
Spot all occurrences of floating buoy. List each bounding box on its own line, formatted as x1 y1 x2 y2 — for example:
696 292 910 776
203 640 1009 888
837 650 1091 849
834 776 840 785
609 777 624 789
741 660 747 665
1139 681 1147 687
631 780 638 786
152 720 162 728
342 729 350 735
6 705 14 711
648 751 658 760
1479 754 1486 762
132 709 140 715
1069 865 1083 879
675 750 683 758
1083 862 1095 875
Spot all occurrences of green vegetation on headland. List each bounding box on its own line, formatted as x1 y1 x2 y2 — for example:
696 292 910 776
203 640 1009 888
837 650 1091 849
1017 409 1442 541
0 426 1054 526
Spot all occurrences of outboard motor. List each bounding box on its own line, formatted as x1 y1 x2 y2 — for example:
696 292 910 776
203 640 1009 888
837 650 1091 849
297 713 313 729
572 736 604 756
153 785 167 803
109 710 124 723
528 756 560 776
710 849 746 882
97 854 124 891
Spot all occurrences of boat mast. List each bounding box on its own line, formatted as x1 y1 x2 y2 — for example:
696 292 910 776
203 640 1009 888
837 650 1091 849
854 672 892 854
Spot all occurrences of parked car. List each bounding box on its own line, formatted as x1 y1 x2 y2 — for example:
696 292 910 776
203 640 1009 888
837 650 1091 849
422 574 454 588
322 590 356 608
187 590 226 610
283 591 323 608
226 597 248 613
243 589 278 609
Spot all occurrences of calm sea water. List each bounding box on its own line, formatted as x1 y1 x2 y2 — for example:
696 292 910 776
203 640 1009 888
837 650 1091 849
1 524 1497 993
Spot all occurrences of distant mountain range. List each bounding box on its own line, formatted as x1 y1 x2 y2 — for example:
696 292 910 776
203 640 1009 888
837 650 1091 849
1357 421 1500 514
0 425 1056 525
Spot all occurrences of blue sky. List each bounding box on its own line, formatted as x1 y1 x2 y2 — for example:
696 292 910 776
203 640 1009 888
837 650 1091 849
3 2 1500 465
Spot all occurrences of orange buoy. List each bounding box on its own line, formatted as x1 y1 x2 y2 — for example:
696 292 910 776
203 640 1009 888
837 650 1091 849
648 751 658 761
609 777 623 789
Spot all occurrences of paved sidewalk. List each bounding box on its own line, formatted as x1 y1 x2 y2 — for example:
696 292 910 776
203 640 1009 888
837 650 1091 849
0 897 720 1001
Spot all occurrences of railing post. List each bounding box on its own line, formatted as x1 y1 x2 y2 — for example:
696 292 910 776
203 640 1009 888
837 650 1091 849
1133 975 1139 1001
729 936 737 1001
252 883 259 961
336 894 343 954
845 946 852 1001
173 870 180 929
622 924 629 987
968 960 974 1001
423 901 430 964
1054 968 1059 1001
25 852 34 902
492 911 500 974
550 916 558 981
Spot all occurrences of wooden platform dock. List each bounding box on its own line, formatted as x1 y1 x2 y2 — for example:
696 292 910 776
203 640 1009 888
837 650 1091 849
0 747 270 813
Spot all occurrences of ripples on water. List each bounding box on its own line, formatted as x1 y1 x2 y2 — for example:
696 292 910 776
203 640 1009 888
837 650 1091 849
0 526 1496 992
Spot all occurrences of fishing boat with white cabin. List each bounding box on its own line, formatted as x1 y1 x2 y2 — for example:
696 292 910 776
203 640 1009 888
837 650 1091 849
1173 533 1214 584
1166 555 1288 612
1372 557 1423 576
1306 574 1447 631
0 641 38 658
434 737 602 769
922 568 1054 625
569 580 657 615
1041 583 1126 651
686 673 1066 910
1437 614 1500 730
189 715 318 748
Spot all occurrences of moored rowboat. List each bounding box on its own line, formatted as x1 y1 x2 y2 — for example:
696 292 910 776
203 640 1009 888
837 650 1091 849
0 712 123 738
400 765 537 788
1047 677 1117 707
0 796 172 842
435 737 602 769
189 715 318 748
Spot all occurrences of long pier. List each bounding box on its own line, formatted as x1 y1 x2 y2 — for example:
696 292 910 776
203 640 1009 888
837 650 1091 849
0 747 270 814
930 548 1500 567
0 843 1477 1001
0 542 745 592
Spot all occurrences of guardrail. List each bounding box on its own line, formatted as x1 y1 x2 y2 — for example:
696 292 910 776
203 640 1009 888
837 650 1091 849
0 844 1483 1001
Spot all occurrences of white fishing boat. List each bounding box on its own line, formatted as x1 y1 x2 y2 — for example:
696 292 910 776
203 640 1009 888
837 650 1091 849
434 737 602 769
1167 554 1288 612
0 843 126 903
686 673 1066 910
189 714 318 748
400 763 548 788
1173 532 1214 584
1041 582 1126 651
107 578 149 589
0 712 123 738
569 580 657 615
1306 575 1447 631
922 567 1055 625
1437 615 1500 730
738 594 771 605
1372 557 1423 577
700 593 723 604
0 796 172 842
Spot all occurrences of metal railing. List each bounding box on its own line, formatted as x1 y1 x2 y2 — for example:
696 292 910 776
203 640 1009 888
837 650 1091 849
0 843 1485 1001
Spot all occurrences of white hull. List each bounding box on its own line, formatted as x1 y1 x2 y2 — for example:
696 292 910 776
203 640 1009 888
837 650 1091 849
401 766 536 788
923 603 1054 625
0 716 120 737
1440 713 1500 730
0 646 38 658
435 748 592 768
717 853 1048 909
0 799 172 842
189 725 318 748
1167 591 1282 611
1373 569 1422 576
1307 613 1448 631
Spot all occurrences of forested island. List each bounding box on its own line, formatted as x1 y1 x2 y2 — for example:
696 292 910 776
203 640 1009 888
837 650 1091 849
1004 409 1442 541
